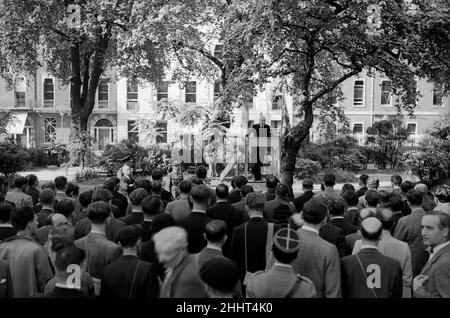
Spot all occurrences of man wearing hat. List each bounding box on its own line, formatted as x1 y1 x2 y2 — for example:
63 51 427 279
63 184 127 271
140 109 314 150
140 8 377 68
294 179 315 213
118 155 134 193
200 256 241 298
246 227 316 298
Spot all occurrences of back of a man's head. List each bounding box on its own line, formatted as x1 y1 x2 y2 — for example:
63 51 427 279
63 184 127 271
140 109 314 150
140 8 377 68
245 192 266 212
391 175 402 186
360 174 369 185
14 176 28 189
365 190 381 207
195 166 208 179
328 198 346 216
142 196 163 216
151 181 163 195
191 185 211 205
378 190 392 205
414 183 428 196
302 197 327 225
66 183 79 197
388 196 403 212
360 217 383 241
204 220 227 243
342 190 358 207
276 184 290 198
103 178 116 192
41 181 56 192
87 201 111 225
50 235 75 253
359 208 377 222
55 199 75 218
39 188 55 205
151 169 164 181
54 176 68 191
407 189 423 206
266 176 279 189
323 174 336 187
129 188 148 205
234 175 248 189
153 226 188 254
116 225 141 248
179 180 192 195
151 214 176 235
92 188 113 203
401 181 415 194
376 207 394 230
0 203 13 223
12 206 35 231
79 190 93 209
215 184 229 199
27 174 38 187
55 246 86 273
241 185 254 199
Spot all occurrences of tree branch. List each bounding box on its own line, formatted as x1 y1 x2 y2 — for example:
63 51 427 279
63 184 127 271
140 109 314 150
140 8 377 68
174 41 224 70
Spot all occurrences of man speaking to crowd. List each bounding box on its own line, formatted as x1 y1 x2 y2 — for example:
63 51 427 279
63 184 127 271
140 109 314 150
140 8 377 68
246 115 271 181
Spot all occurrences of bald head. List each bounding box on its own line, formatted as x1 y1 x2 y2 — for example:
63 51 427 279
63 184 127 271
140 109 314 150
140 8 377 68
361 217 383 241
50 213 68 227
153 226 188 254
414 183 428 195
359 208 376 221
375 207 394 230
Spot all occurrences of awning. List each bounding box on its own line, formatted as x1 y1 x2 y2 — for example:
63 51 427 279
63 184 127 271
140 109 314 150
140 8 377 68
5 113 28 134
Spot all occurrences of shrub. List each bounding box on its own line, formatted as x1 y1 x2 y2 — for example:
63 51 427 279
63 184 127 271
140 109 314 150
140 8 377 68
67 131 98 168
74 169 99 183
99 140 149 176
315 168 358 184
0 139 28 176
25 148 48 167
294 159 321 180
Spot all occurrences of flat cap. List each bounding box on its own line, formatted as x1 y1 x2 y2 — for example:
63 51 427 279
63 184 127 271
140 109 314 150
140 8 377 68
200 256 239 292
273 227 301 253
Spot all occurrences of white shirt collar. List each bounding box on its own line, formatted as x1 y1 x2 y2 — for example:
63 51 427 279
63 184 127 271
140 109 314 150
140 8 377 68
0 224 13 228
206 244 223 252
301 225 319 234
249 215 264 219
191 209 206 213
274 262 293 269
330 216 344 220
360 245 379 251
430 241 450 259
55 282 79 290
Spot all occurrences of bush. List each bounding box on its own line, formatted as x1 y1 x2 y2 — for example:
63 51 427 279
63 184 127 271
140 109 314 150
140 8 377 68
99 140 149 176
74 169 99 183
315 168 358 184
294 159 321 180
0 139 29 176
67 131 98 168
25 148 48 167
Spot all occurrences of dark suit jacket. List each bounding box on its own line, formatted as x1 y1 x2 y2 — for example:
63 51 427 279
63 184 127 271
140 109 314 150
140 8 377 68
263 189 276 202
26 187 40 206
294 191 315 212
206 202 247 257
414 244 450 298
111 191 128 218
195 246 223 268
74 217 125 242
341 248 403 298
356 186 368 198
263 197 296 222
36 286 85 298
176 212 212 254
319 223 347 257
141 220 153 243
230 217 280 281
0 225 16 241
330 217 359 236
227 189 242 204
36 208 54 229
122 212 144 226
161 188 173 203
101 255 159 298
345 231 361 254
344 207 360 227
139 239 165 280
402 200 412 216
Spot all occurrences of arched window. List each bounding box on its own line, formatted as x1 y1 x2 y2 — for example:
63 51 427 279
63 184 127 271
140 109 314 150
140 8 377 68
94 119 114 150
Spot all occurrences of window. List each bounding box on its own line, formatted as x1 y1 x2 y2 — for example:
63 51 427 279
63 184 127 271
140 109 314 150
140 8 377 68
381 80 392 105
44 117 57 143
214 81 221 102
327 90 338 105
14 76 26 108
352 123 364 134
185 81 196 103
43 78 54 108
406 80 417 105
214 44 223 59
156 81 169 101
97 80 109 109
156 120 168 143
433 84 443 106
406 123 417 135
127 78 138 110
127 120 139 143
353 80 364 106
94 119 114 150
272 95 282 110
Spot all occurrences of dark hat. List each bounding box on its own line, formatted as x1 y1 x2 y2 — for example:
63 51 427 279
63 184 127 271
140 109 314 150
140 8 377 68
273 227 301 253
302 179 314 188
121 155 132 162
199 256 239 293
272 204 292 225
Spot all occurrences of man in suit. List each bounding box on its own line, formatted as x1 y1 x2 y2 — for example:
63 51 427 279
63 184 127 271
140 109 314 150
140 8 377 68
194 166 217 208
54 176 70 203
4 176 33 210
165 180 192 221
74 188 125 242
263 183 296 222
400 181 415 216
353 207 413 297
25 174 40 206
75 202 123 296
141 196 164 243
72 190 93 226
246 227 316 298
319 222 347 258
389 196 405 234
314 174 341 205
263 175 279 202
342 190 360 227
152 169 173 203
200 256 241 298
344 208 377 253
227 175 248 204
391 175 403 197
176 185 212 253
0 203 16 241
155 226 207 298
207 184 246 257
36 189 56 229
292 197 341 298
413 211 450 297
356 174 369 198
231 184 254 219
101 225 159 298
103 178 128 218
294 179 315 212
194 220 228 268
341 217 402 298
328 198 359 236
121 188 148 226
0 207 53 297
358 187 380 210
394 189 428 276
246 115 271 181
230 192 280 284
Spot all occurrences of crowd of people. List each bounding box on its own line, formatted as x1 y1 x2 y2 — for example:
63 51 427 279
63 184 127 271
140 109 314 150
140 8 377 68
0 168 449 298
